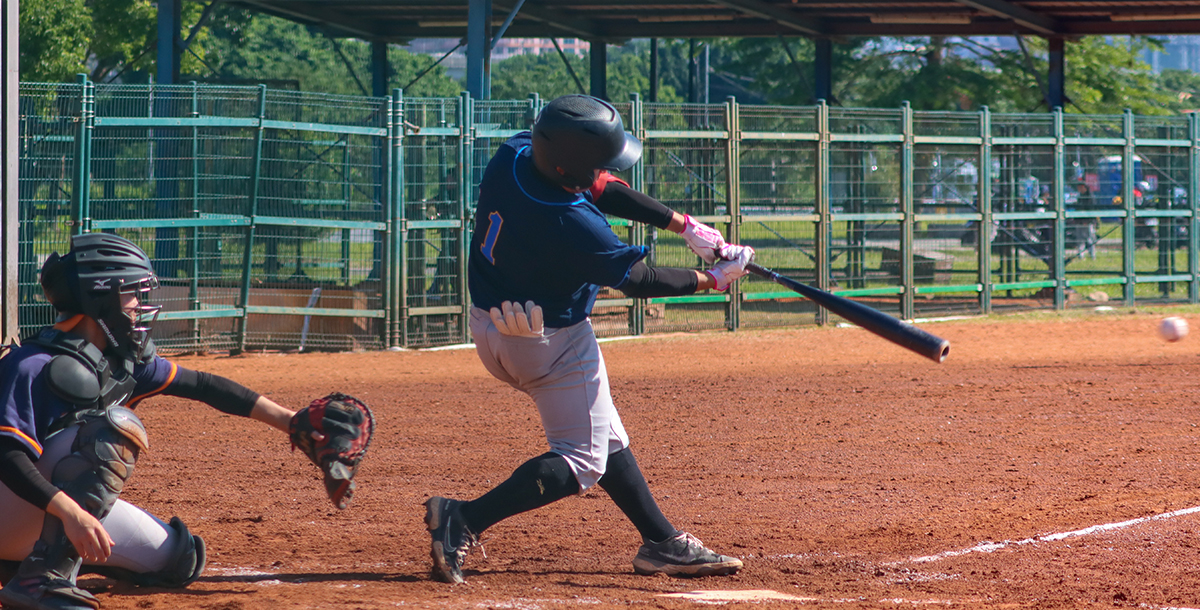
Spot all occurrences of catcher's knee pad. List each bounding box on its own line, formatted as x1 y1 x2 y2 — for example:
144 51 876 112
85 517 206 588
52 407 147 519
142 517 206 588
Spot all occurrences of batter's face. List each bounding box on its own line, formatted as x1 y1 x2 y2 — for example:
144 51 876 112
556 167 600 193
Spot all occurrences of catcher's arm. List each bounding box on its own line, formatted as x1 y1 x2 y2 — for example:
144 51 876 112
155 367 372 509
249 396 297 432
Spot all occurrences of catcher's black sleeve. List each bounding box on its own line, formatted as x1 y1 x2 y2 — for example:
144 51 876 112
617 262 699 298
594 182 675 230
0 437 58 510
166 366 261 418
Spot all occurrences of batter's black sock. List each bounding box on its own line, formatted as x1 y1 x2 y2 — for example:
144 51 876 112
459 452 579 535
597 447 678 543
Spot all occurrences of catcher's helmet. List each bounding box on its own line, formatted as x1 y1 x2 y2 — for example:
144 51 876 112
40 233 161 362
531 94 642 190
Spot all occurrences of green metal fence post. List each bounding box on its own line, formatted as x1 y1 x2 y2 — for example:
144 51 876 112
394 89 407 347
901 102 914 321
1123 109 1136 306
400 89 415 348
381 93 392 348
979 106 993 313
190 81 201 346
815 99 830 325
71 74 93 236
83 77 95 235
629 92 646 336
400 91 415 348
1191 111 1199 303
1053 106 1066 310
725 95 740 332
458 91 474 344
341 126 352 288
236 85 268 353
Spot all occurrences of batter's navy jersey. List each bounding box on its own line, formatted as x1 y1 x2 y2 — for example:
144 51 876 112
468 133 647 328
0 344 177 458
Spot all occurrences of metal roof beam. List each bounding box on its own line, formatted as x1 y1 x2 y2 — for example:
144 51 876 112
233 0 379 38
493 2 605 40
705 0 823 35
949 0 1059 35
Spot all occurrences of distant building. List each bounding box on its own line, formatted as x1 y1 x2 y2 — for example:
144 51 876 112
1144 35 1200 72
492 38 589 60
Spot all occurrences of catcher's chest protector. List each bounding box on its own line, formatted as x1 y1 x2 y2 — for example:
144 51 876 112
24 327 138 412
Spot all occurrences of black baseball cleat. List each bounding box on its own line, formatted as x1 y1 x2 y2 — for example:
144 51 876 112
423 496 479 584
632 532 743 577
0 575 100 610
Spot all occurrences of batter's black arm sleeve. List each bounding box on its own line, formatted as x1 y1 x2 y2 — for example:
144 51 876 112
0 437 58 510
617 262 699 298
594 183 675 230
166 366 261 418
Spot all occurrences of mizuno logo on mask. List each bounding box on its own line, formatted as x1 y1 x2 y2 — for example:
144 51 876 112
93 279 110 289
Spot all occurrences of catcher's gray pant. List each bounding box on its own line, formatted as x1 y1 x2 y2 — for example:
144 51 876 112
471 307 629 491
0 424 183 573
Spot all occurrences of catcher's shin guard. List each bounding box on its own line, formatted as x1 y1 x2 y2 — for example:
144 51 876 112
0 409 145 610
82 517 206 588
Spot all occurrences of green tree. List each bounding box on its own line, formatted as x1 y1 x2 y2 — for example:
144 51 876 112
86 0 156 82
713 36 862 105
1158 68 1200 113
203 9 460 97
710 34 1173 114
19 2 460 96
1062 36 1171 115
489 50 587 100
390 49 463 97
21 0 220 82
19 0 90 81
489 42 680 102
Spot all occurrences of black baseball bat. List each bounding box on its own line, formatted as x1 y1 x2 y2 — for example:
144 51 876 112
745 263 950 363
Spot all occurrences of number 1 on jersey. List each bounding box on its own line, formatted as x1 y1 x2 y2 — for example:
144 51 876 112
481 211 504 264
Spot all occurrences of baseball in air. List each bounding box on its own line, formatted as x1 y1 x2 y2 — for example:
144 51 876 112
1160 316 1189 342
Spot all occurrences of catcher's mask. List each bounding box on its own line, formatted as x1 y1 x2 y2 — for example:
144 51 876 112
40 233 161 363
531 94 642 191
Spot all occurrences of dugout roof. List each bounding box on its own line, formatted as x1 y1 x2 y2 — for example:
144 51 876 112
231 0 1200 43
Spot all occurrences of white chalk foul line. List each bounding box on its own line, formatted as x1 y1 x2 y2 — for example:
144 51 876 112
903 504 1200 565
659 590 967 605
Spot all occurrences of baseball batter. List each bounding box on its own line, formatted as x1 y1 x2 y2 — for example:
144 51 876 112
0 234 305 610
424 94 754 584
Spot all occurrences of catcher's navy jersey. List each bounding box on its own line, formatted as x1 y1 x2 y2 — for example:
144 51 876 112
468 133 647 328
0 342 176 458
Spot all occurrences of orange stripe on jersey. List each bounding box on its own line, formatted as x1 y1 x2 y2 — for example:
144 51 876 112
127 361 178 408
0 426 43 456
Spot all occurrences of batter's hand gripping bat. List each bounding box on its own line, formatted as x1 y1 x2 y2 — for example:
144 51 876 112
745 262 950 363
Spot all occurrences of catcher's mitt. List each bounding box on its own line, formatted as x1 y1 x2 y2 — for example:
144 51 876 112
289 392 375 509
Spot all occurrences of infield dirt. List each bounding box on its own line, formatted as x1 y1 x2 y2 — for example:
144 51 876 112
74 311 1200 609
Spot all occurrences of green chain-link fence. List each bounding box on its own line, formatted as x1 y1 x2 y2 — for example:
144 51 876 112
13 78 1200 351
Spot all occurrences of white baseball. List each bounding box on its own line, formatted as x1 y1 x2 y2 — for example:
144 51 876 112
1160 317 1189 342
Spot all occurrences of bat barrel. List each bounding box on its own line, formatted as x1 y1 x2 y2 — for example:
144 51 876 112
746 263 950 363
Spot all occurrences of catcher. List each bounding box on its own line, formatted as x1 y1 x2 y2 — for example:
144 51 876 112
0 233 372 610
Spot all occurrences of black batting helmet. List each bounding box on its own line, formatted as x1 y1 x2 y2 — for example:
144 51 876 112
531 95 642 190
40 233 161 362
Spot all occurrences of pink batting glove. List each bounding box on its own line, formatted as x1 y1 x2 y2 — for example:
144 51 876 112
706 244 755 290
681 215 726 264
